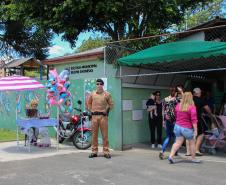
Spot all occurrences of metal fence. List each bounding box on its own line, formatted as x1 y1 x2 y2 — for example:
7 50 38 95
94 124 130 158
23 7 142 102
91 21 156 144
105 24 226 73
105 24 226 109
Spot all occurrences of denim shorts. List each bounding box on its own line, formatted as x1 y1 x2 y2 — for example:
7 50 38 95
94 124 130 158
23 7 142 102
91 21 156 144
174 124 194 140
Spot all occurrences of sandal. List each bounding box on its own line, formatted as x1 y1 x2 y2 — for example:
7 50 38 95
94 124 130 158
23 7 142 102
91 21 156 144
167 157 174 164
196 152 203 156
104 154 111 159
89 153 98 158
159 152 164 160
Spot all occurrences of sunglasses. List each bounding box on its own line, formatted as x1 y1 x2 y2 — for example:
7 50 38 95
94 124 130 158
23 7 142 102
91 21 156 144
96 83 103 86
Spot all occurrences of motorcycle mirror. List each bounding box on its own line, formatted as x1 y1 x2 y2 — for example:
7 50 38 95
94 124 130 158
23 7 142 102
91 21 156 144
77 100 82 105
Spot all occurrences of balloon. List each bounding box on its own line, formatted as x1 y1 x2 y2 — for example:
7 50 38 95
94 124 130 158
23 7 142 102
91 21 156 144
59 69 69 81
49 68 59 82
64 81 70 90
46 68 73 108
49 98 58 105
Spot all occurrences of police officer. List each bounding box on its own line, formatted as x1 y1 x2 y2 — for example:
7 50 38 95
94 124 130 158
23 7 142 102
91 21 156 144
87 79 114 159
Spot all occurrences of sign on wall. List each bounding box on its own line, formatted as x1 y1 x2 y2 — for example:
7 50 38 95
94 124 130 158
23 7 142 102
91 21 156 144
132 110 143 121
70 64 98 75
122 100 133 111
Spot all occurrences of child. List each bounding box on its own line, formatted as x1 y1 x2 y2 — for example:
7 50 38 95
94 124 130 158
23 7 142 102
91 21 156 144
24 99 39 145
146 93 157 119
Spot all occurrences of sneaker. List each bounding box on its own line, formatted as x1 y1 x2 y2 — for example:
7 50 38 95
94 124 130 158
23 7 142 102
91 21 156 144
167 157 174 164
89 153 98 158
157 144 162 149
159 152 164 160
151 144 155 148
191 159 201 163
104 154 111 159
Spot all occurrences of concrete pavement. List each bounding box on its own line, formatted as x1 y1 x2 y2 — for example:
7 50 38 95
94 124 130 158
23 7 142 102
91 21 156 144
0 140 87 162
0 141 226 185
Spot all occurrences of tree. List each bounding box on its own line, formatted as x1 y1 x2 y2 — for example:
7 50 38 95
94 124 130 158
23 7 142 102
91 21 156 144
0 1 53 60
6 0 211 46
182 0 226 30
76 37 109 52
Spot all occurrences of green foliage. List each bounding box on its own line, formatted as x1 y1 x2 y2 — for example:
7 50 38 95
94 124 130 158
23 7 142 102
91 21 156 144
181 0 226 30
24 70 40 77
77 37 109 52
0 0 53 60
4 0 210 46
24 69 47 77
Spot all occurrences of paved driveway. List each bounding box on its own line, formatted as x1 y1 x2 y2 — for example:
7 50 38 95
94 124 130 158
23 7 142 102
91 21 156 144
0 140 84 162
0 142 226 185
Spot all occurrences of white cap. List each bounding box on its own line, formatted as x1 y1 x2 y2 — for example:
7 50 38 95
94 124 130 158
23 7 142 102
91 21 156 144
193 87 201 94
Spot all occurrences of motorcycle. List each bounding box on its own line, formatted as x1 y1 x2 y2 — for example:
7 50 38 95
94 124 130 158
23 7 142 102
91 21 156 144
55 100 92 150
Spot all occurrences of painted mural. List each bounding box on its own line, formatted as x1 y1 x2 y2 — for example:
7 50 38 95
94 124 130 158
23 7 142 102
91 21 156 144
0 91 11 115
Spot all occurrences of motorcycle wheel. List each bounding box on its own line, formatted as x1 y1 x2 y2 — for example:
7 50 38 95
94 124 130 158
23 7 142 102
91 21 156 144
72 130 92 150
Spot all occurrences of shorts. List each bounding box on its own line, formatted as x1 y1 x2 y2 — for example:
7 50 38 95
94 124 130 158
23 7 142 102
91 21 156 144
174 124 194 140
198 119 208 135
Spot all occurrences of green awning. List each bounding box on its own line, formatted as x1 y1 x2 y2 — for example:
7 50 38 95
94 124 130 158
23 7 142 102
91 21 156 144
118 41 226 66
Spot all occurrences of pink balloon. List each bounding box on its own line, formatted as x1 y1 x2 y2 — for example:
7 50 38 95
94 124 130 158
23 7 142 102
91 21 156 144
49 98 57 105
58 99 64 105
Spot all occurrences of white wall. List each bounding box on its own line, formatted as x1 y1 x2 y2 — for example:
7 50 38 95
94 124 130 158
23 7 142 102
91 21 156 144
180 31 205 41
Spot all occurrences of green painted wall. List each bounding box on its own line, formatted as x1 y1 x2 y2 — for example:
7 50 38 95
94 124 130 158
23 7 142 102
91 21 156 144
107 77 122 150
54 59 122 150
122 87 168 145
55 59 117 80
0 91 18 129
0 88 50 130
2 56 226 150
0 65 122 150
121 77 226 146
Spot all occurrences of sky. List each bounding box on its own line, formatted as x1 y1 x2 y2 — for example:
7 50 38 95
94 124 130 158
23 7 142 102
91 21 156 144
47 0 226 59
48 31 102 58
